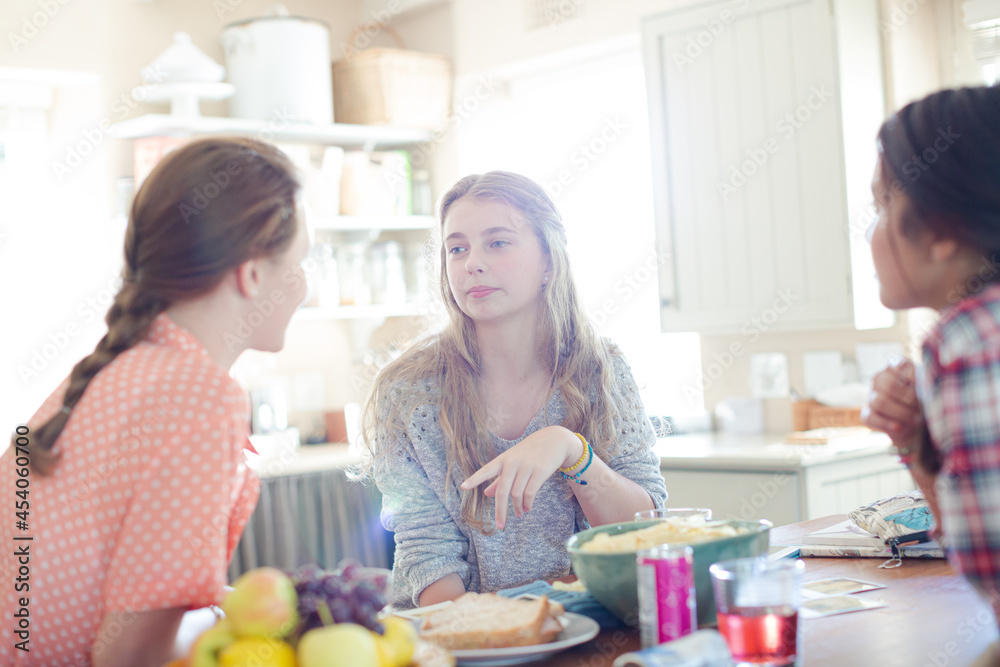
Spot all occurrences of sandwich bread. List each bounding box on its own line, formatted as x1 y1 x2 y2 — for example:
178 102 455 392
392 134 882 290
418 592 564 650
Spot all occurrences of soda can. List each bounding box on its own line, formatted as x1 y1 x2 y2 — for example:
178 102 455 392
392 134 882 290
614 629 734 667
637 544 696 648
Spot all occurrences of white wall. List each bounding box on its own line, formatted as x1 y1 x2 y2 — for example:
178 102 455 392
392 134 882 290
450 0 693 77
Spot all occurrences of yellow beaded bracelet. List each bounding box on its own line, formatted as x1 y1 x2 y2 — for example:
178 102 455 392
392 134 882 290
559 433 590 473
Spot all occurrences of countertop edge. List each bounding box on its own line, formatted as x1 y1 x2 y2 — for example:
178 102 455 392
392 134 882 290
248 431 898 478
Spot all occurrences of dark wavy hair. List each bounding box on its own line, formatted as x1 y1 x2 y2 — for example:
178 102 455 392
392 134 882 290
878 85 1000 248
878 84 1000 474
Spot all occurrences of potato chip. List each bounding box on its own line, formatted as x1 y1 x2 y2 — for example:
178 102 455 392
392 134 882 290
579 516 747 553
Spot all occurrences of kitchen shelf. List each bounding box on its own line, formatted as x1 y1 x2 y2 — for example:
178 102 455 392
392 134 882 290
313 215 435 232
293 303 430 320
109 113 433 149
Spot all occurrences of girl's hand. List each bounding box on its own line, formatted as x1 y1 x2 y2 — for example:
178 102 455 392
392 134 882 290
863 359 943 533
862 358 924 450
460 425 582 531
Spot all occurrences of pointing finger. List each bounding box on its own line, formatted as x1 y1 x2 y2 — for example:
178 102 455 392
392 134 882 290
461 460 501 490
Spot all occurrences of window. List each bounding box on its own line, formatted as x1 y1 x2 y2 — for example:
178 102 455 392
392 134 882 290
452 45 704 416
0 69 113 437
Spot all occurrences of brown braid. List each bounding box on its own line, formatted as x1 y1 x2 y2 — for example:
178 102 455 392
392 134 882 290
20 136 301 475
28 282 168 474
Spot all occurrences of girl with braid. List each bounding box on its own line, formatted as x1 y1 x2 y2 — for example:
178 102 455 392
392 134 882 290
0 137 310 666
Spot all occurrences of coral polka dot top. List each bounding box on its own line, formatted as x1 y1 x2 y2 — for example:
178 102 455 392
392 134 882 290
0 313 261 665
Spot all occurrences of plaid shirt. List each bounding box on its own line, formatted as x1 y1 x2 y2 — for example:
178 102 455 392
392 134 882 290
921 282 1000 617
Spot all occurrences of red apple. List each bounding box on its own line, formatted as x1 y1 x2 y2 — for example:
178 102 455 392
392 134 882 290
221 567 299 639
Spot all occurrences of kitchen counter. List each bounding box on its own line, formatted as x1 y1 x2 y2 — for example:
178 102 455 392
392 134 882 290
237 429 912 557
653 429 895 471
249 429 896 477
656 430 913 526
246 442 360 479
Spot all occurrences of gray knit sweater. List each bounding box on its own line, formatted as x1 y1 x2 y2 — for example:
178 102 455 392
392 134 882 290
373 351 668 609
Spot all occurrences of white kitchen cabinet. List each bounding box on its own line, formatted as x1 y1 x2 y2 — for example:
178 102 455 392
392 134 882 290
641 0 883 334
655 431 916 527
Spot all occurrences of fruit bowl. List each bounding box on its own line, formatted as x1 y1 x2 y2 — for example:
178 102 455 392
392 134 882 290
566 518 771 627
188 562 415 667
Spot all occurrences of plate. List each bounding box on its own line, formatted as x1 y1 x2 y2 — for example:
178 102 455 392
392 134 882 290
448 612 600 666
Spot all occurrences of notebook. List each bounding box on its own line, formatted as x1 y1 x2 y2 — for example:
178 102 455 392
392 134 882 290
800 519 885 547
798 519 944 558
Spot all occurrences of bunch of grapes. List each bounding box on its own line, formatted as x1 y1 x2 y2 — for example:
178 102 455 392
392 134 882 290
289 560 390 638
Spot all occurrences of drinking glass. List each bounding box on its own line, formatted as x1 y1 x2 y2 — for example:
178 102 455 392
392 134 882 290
710 557 805 666
635 508 713 521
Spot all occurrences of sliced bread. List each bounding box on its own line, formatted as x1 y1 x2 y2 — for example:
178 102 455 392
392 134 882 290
418 592 563 650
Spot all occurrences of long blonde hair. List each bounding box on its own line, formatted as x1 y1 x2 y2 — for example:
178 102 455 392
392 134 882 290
361 171 626 533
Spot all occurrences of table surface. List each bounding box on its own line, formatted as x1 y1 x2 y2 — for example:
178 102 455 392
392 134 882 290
544 515 1000 667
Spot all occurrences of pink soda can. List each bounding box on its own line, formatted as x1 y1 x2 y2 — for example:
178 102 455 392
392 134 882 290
637 544 697 648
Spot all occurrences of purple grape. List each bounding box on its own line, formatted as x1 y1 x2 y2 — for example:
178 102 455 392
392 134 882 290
321 577 345 598
290 561 395 641
295 564 322 581
357 600 376 619
339 561 361 580
330 598 352 624
301 593 322 613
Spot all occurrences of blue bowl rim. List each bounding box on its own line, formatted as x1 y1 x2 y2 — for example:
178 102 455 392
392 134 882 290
565 518 773 556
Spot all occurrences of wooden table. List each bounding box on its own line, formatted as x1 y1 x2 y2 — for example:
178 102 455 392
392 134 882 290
545 515 1000 666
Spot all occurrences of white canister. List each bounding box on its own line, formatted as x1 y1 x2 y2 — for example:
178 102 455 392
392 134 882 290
221 4 333 125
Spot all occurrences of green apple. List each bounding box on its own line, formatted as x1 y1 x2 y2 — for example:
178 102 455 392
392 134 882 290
297 623 380 667
222 567 299 639
377 617 417 667
189 619 236 667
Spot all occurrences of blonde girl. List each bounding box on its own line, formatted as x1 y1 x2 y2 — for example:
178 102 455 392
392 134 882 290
1 137 310 666
362 171 667 609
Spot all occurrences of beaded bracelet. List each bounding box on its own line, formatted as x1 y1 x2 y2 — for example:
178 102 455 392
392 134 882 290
560 435 594 486
559 433 590 473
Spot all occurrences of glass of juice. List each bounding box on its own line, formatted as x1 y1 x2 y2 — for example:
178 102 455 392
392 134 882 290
709 557 804 666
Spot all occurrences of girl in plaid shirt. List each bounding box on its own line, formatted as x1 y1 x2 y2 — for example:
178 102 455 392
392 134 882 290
864 85 1000 622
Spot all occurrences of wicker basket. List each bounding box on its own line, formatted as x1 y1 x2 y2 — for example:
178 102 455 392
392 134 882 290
792 399 864 431
332 25 452 129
